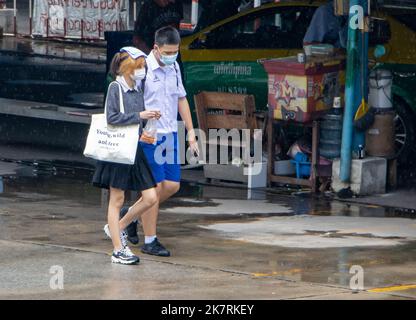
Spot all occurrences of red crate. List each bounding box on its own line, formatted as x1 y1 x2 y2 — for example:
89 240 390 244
261 56 345 122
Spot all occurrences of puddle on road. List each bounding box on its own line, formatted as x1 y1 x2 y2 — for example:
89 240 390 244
1 159 415 220
168 184 416 220
164 198 293 216
200 215 416 248
0 159 101 205
1 159 416 292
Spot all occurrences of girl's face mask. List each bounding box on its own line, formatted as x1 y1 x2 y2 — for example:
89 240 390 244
131 68 146 82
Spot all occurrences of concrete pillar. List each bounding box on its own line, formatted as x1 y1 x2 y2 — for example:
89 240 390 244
332 157 387 195
191 0 199 26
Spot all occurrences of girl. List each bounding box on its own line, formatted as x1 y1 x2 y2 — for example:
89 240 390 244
92 47 160 265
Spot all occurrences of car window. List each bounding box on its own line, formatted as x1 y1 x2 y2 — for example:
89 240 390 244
199 6 316 50
392 14 416 32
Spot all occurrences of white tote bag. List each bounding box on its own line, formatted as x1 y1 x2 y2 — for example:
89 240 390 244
83 82 139 165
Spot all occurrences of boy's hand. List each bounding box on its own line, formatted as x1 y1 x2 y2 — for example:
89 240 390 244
189 140 200 157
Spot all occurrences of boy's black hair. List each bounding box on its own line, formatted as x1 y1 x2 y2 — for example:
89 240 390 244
154 26 181 46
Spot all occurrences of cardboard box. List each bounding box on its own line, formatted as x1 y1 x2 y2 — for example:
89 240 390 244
261 56 345 122
334 0 350 16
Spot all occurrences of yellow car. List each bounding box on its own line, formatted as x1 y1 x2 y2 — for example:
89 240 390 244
180 0 416 160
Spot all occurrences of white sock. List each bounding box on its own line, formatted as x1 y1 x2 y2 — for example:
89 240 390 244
145 235 157 244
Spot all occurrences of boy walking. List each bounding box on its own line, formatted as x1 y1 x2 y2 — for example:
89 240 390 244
123 26 198 256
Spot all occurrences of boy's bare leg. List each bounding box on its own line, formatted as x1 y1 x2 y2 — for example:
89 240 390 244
141 180 180 236
119 188 158 231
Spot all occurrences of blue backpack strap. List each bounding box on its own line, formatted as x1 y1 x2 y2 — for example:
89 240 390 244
173 62 179 88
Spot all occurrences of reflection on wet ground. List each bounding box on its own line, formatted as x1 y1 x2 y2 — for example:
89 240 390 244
0 158 416 297
1 158 414 219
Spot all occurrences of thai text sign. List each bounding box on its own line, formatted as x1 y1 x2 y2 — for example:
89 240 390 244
33 0 129 39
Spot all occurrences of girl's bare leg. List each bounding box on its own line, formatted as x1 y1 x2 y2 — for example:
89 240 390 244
108 187 125 251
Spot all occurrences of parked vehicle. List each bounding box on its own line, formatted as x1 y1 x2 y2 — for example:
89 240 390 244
180 0 416 161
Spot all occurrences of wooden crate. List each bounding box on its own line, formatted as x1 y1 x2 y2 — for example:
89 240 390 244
194 91 257 133
194 91 262 186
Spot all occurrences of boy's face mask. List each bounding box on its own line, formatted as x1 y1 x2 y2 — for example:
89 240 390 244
155 45 179 66
160 52 178 66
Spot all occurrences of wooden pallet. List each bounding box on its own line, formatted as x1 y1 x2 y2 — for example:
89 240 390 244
194 91 261 186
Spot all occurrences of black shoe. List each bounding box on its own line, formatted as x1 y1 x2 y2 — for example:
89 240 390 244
141 238 171 257
120 206 139 245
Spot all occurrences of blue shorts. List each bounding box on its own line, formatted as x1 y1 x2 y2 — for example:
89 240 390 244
139 132 181 184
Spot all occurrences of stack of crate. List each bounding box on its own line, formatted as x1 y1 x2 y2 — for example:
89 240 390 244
194 91 266 188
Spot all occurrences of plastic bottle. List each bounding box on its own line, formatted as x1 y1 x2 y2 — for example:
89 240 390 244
140 119 158 145
332 97 342 115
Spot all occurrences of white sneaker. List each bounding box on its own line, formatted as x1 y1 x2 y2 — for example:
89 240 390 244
123 245 135 257
111 247 140 265
103 224 128 248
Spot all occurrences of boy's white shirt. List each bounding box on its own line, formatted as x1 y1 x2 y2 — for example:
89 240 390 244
143 51 187 134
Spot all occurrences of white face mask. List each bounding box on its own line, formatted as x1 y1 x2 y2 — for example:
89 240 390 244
131 68 146 82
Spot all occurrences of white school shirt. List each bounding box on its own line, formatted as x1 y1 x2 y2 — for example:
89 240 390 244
144 51 187 134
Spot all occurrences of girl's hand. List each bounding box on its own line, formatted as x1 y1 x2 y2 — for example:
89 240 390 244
139 110 161 120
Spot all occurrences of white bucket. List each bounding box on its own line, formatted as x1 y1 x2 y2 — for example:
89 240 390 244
369 69 393 109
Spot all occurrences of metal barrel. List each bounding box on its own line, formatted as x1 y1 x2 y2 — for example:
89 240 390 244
319 113 343 159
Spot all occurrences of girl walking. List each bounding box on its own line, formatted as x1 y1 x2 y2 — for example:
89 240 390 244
92 47 160 265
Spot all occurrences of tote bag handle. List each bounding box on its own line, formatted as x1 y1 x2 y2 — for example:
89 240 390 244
104 81 125 120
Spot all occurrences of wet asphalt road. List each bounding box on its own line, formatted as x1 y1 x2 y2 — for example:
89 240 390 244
0 148 416 300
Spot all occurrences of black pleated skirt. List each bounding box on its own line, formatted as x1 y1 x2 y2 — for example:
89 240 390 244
92 143 156 192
